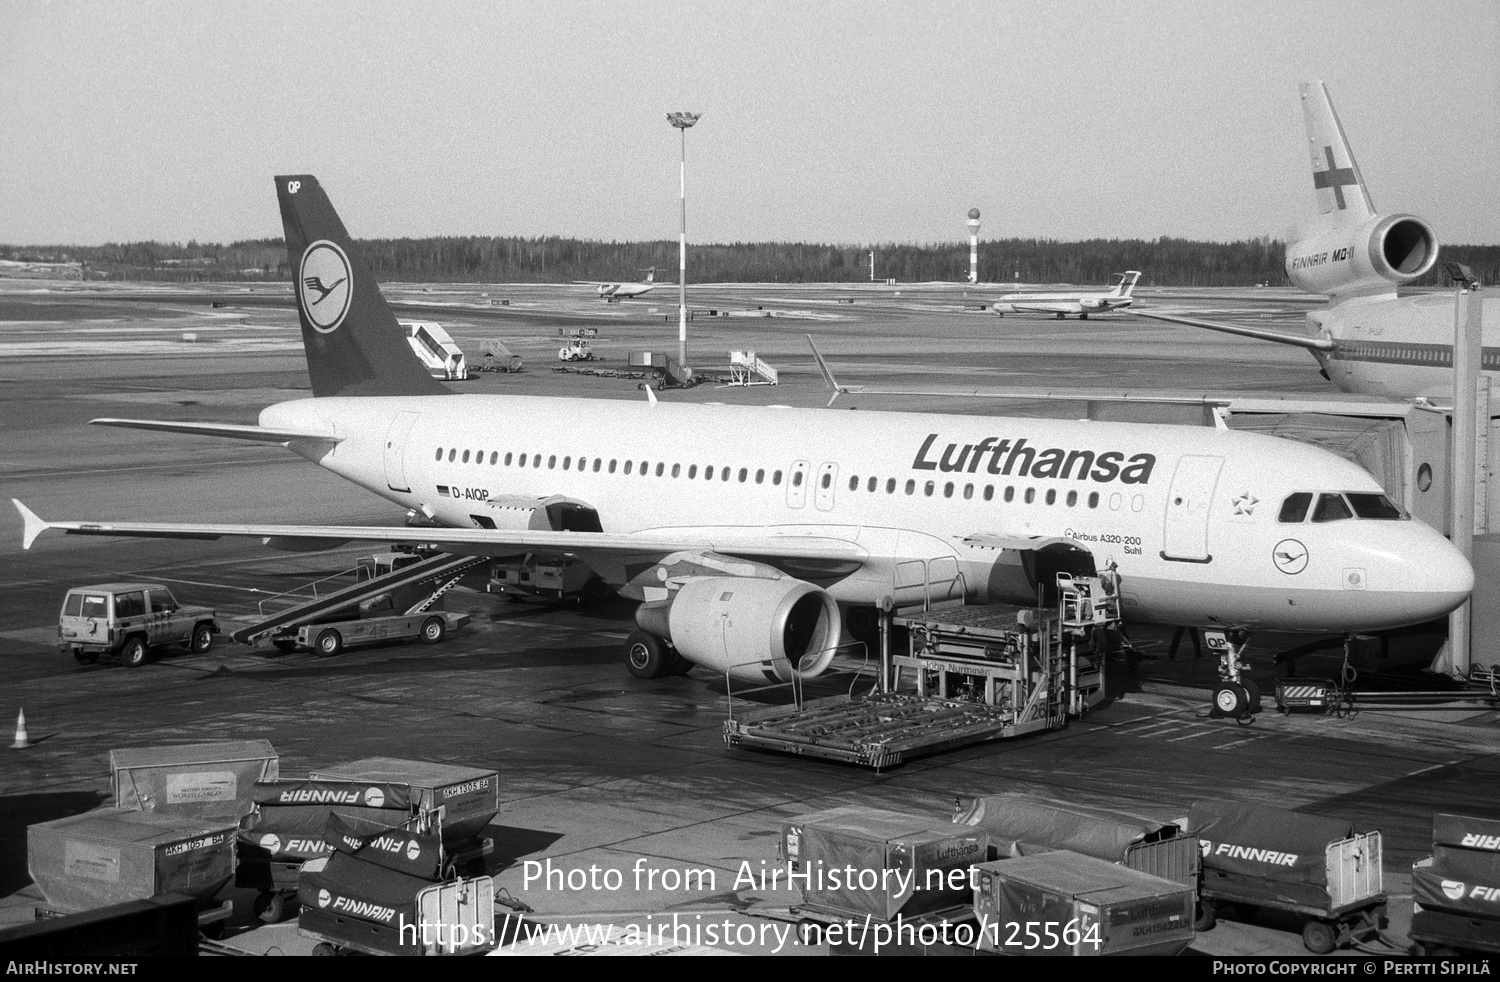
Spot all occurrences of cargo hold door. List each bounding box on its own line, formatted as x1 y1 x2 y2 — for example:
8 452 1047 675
1161 455 1224 562
383 411 421 492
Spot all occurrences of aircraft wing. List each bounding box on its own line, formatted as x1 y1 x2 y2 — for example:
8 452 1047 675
1124 309 1335 352
13 499 867 567
90 418 343 444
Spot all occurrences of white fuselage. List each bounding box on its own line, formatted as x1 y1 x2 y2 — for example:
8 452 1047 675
261 394 1472 634
991 290 1133 316
1312 294 1500 400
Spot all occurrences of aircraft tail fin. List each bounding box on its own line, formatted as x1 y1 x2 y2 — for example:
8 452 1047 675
275 175 449 398
1113 271 1141 298
1300 81 1376 224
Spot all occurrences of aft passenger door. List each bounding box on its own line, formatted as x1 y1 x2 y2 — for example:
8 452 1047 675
1161 455 1224 562
383 411 421 493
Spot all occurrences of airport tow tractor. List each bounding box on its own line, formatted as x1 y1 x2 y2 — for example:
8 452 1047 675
724 573 1116 770
557 337 597 362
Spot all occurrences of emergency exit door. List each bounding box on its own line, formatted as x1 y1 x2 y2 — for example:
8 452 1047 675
1161 455 1224 562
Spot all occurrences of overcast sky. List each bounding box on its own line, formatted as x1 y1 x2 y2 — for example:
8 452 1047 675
3 0 1497 247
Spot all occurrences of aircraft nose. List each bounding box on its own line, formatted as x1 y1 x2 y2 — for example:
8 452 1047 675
1375 524 1474 624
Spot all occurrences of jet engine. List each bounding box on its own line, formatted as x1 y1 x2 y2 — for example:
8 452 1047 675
1285 212 1438 301
630 575 841 683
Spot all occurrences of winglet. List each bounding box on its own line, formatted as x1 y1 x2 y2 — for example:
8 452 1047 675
806 335 864 407
12 499 50 550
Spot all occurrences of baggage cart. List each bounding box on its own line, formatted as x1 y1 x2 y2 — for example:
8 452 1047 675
952 793 1200 903
298 855 495 956
1408 812 1500 955
312 758 500 850
779 806 987 923
1189 800 1384 953
110 740 278 823
972 852 1195 956
28 809 237 934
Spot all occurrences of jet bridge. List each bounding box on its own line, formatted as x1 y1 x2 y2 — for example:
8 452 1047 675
231 552 487 647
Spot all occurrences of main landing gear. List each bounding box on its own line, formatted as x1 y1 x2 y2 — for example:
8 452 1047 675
1206 628 1261 725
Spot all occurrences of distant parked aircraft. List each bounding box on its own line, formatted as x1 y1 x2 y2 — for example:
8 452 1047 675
991 272 1141 319
580 268 658 301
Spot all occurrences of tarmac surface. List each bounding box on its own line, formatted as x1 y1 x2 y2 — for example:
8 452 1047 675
1 279 1496 958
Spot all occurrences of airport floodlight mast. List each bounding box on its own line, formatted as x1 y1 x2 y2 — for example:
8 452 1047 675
667 111 701 370
966 208 981 284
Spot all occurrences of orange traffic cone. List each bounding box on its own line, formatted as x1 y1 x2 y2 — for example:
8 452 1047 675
10 709 29 749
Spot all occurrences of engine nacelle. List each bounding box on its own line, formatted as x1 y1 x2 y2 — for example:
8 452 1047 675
635 576 841 684
1285 212 1438 301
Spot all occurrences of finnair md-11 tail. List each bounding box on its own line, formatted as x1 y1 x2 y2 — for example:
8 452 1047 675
13 176 1472 687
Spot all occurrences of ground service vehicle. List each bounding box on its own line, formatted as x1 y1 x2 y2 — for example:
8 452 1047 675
58 583 217 667
558 338 595 362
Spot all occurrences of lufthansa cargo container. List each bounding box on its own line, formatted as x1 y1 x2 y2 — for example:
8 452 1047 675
311 758 499 846
972 852 1195 956
28 809 237 912
779 805 987 922
110 740 278 823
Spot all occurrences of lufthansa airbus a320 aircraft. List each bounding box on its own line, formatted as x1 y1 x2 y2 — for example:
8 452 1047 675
13 176 1473 691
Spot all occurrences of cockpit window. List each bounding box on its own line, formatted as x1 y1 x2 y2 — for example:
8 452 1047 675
1278 492 1312 523
1346 492 1406 520
1312 493 1353 523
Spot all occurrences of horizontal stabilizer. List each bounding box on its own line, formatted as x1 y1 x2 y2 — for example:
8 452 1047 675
90 418 344 444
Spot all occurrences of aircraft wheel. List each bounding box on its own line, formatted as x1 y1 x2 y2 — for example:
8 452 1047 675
625 630 669 679
1212 682 1248 717
314 629 343 657
420 616 446 644
1301 919 1337 955
667 650 694 676
1242 679 1262 714
190 623 215 654
121 637 151 668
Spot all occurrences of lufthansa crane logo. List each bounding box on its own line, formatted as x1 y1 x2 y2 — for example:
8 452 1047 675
298 239 352 334
1273 538 1308 575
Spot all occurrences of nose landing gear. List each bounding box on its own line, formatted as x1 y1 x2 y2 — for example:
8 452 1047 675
1207 629 1262 725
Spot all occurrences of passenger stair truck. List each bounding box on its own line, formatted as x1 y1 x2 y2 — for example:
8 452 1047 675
1410 813 1500 956
400 321 468 381
232 551 484 655
1188 799 1384 953
726 349 778 386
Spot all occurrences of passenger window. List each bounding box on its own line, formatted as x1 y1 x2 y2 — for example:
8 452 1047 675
1346 492 1404 519
924 481 935 497
656 463 665 477
963 484 974 500
1045 489 1056 505
116 592 145 618
624 460 632 474
462 450 470 463
740 468 749 483
1278 492 1312 523
793 472 803 487
81 595 108 618
1312 493 1353 523
1109 493 1121 511
821 473 831 489
886 478 896 494
518 453 528 466
672 464 681 478
756 469 765 484
490 452 498 465
773 471 783 486
564 456 572 470
983 485 994 501
1066 490 1077 507
448 449 456 462
849 476 859 491
1004 487 1015 503
905 479 915 495
435 448 443 461
548 455 557 469
1024 488 1035 504
943 482 953 498
1088 492 1099 509
534 455 542 468
63 594 82 617
867 477 876 492
504 453 513 466
688 465 698 478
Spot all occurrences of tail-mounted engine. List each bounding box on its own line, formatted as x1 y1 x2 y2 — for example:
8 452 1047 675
1285 213 1438 301
633 575 842 684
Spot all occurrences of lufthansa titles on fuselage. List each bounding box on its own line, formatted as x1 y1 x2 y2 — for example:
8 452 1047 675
911 434 1156 484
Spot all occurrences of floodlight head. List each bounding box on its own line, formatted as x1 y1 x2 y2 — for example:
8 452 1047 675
968 208 981 220
667 112 702 130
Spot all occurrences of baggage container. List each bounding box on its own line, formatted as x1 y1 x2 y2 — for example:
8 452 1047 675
28 809 237 913
779 805 987 922
952 793 1199 895
1189 799 1383 953
1408 813 1500 955
298 856 496 956
110 740 278 822
972 852 1195 956
312 758 499 846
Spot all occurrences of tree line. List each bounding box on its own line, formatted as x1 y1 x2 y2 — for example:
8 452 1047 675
3 236 1495 288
